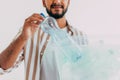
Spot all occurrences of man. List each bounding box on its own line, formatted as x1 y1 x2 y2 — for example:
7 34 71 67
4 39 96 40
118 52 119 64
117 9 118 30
0 0 87 80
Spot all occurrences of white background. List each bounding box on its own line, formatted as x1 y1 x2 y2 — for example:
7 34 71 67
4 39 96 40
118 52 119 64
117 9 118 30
0 0 120 80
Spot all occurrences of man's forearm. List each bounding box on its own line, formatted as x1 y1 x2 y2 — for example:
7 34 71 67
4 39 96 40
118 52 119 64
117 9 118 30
0 34 27 70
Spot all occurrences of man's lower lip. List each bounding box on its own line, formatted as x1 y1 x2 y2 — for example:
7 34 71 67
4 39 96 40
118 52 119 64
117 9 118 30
52 7 62 9
53 7 61 8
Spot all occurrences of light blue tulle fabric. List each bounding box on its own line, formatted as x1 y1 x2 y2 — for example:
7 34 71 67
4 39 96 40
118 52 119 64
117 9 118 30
40 16 120 80
40 17 82 62
58 45 120 80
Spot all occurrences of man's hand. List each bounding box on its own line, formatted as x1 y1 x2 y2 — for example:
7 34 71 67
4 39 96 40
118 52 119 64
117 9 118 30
21 13 44 40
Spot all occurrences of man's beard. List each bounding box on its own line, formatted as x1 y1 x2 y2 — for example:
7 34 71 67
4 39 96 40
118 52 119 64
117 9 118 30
46 7 68 19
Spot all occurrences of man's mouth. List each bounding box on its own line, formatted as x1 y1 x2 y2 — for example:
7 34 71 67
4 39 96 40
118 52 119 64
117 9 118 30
51 4 64 9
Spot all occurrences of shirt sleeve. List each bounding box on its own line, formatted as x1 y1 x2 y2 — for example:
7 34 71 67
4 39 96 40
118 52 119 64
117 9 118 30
0 27 24 75
73 28 88 45
79 31 88 45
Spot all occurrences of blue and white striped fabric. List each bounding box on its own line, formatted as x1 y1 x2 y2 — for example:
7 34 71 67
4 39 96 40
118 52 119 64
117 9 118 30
0 25 87 79
23 26 88 80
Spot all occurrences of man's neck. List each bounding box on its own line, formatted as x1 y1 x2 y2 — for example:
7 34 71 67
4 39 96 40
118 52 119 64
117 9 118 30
56 17 67 29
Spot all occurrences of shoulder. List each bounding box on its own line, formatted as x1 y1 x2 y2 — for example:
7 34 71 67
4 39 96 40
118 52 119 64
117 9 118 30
69 26 86 36
69 26 88 45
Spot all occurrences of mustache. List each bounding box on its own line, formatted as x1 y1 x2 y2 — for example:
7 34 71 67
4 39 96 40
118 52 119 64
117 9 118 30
51 4 64 9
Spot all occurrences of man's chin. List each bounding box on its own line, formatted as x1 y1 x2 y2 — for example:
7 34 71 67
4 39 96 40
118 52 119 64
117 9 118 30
49 13 64 19
52 15 63 19
46 8 67 19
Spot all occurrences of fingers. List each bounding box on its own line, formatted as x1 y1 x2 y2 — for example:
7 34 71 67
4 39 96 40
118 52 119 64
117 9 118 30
21 13 46 40
32 13 45 19
25 13 44 25
25 17 41 25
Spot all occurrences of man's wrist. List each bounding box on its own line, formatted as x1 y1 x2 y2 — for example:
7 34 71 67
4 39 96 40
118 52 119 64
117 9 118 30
19 34 28 42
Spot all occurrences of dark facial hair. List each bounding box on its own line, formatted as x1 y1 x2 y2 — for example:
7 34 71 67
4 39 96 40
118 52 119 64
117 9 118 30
46 4 68 19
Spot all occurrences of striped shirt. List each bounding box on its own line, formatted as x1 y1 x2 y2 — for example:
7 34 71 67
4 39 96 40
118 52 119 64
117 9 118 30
0 25 88 80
